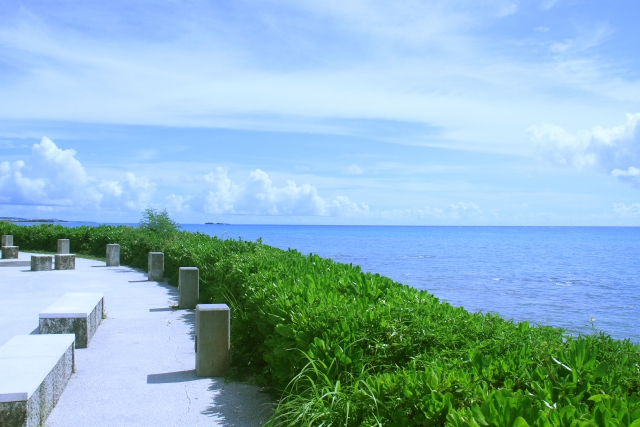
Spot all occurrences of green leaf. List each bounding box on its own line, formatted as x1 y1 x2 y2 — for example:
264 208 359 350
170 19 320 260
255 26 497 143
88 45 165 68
588 394 611 402
593 361 609 379
511 417 530 427
275 324 294 338
266 313 285 325
473 351 484 373
471 404 488 426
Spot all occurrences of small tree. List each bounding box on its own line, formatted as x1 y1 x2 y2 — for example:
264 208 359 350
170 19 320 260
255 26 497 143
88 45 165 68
139 208 180 234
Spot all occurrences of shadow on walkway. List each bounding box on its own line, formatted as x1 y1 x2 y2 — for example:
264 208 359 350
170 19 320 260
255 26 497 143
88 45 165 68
202 379 276 427
147 369 201 384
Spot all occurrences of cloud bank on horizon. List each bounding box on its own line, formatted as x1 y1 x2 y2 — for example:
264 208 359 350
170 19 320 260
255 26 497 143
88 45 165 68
1 138 487 222
167 167 370 217
1 0 640 225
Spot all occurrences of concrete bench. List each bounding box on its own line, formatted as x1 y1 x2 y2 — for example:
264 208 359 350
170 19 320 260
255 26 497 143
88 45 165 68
54 254 75 270
39 293 104 348
2 246 19 259
0 334 75 427
31 255 53 271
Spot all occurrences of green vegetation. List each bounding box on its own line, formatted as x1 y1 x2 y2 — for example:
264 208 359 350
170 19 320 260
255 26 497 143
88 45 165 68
2 220 640 427
139 208 181 235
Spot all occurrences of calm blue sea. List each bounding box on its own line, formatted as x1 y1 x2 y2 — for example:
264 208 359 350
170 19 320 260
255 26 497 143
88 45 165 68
20 223 640 342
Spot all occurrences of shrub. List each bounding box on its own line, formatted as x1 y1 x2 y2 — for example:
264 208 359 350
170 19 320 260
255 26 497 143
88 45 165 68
139 208 181 235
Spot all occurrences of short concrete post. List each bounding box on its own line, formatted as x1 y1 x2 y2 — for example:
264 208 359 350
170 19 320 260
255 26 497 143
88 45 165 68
55 254 75 270
1 234 13 247
32 255 53 271
1 246 19 259
148 252 164 281
57 239 70 254
106 244 120 266
195 304 230 377
179 267 199 309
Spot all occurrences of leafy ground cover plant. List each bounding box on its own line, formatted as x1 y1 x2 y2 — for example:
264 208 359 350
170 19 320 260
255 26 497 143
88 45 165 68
2 220 640 427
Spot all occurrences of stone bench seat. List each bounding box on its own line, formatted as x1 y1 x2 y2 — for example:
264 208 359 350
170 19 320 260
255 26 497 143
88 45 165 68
39 293 104 349
31 255 53 271
0 334 75 427
1 246 19 259
54 254 75 270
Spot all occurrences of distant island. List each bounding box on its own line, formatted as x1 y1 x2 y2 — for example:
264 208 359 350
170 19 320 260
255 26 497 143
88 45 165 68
0 217 68 223
204 222 230 225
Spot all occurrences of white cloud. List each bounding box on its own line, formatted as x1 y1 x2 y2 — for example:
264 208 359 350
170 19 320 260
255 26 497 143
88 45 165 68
97 173 155 210
0 140 29 148
0 137 98 206
540 0 561 10
171 165 484 221
326 196 370 216
548 23 614 55
202 168 240 214
611 167 640 178
0 137 154 209
284 0 509 45
165 194 191 213
612 203 640 219
379 202 483 220
493 1 518 17
445 202 484 220
346 164 364 174
170 167 369 216
166 169 483 221
529 113 640 186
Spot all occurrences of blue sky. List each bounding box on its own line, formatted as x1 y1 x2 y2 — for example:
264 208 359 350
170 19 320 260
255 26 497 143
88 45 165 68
1 0 639 225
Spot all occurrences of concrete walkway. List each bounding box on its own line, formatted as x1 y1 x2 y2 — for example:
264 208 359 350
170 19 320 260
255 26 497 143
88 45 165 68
0 252 274 426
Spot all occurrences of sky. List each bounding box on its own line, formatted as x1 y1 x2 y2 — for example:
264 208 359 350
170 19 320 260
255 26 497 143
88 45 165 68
1 0 639 225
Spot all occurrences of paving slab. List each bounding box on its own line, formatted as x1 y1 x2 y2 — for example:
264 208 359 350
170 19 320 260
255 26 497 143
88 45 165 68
0 252 275 426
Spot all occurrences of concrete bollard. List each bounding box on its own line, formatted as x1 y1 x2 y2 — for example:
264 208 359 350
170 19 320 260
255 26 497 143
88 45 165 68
195 304 230 377
178 267 199 309
106 244 120 266
1 246 19 259
57 239 70 254
148 252 164 281
1 234 13 247
32 255 53 271
55 254 75 270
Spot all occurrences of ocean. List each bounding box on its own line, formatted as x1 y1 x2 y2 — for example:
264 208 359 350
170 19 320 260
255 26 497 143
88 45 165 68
19 223 640 342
